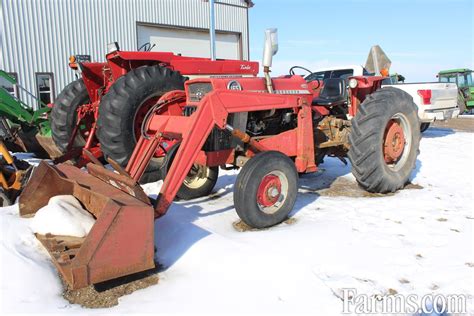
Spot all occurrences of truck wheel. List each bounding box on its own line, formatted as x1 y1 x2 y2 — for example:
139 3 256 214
51 79 92 152
160 143 219 200
234 151 298 229
97 65 186 183
348 87 420 193
420 123 430 133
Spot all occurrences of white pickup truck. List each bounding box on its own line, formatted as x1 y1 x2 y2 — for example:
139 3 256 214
306 65 460 131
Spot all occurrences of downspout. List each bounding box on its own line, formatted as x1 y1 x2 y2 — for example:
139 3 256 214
209 0 216 60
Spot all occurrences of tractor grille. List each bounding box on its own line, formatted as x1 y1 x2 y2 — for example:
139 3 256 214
204 128 232 152
183 106 197 117
185 83 231 152
182 105 232 151
188 82 213 102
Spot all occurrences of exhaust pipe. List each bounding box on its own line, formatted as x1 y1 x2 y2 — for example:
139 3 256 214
262 28 278 93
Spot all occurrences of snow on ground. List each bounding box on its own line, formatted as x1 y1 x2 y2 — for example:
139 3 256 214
1 127 473 315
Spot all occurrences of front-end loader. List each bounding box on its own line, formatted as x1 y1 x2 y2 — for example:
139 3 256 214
19 29 420 290
51 45 259 188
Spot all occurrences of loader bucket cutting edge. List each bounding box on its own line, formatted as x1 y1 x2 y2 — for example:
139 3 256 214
19 162 155 289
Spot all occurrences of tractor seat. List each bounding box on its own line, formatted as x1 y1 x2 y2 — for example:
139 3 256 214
312 78 347 107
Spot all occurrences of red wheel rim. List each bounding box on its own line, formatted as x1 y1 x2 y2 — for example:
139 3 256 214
257 174 282 207
383 119 406 163
133 99 156 141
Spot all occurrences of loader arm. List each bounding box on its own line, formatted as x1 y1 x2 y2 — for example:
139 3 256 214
0 69 51 126
126 89 312 218
0 88 34 124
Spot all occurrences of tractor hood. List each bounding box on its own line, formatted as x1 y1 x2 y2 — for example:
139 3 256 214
105 50 259 77
184 76 313 106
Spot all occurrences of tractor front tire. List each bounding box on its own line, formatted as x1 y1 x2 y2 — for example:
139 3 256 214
51 79 90 152
234 151 298 229
160 143 219 200
97 65 186 184
348 87 420 193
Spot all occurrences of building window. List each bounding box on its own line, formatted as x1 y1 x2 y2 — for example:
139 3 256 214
0 72 19 99
35 73 54 106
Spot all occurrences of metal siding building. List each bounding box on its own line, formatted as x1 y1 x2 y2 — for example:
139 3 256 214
0 0 252 108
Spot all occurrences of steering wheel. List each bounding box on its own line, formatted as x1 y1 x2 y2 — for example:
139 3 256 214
289 66 313 76
289 66 321 90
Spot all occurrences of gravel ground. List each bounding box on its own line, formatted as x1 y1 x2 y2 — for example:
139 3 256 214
62 268 160 308
432 116 474 132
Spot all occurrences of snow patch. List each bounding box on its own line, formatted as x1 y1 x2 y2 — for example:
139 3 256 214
30 195 95 238
141 180 163 199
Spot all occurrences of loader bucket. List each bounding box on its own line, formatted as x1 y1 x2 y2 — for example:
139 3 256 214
19 162 155 289
35 134 63 159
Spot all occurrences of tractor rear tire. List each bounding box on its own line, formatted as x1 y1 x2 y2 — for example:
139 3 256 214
97 65 186 184
348 87 420 193
160 143 219 200
234 151 298 229
50 79 90 152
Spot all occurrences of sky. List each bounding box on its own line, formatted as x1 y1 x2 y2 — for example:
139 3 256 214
248 0 473 82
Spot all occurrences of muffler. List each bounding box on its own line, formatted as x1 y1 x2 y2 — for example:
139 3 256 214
19 162 155 289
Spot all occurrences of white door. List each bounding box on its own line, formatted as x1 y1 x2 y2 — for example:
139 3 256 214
137 25 241 60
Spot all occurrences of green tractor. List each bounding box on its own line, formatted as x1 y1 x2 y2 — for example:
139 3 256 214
438 68 474 113
0 70 59 158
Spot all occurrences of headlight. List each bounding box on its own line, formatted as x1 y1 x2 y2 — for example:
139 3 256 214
227 80 242 91
188 83 213 102
107 42 120 54
348 78 358 89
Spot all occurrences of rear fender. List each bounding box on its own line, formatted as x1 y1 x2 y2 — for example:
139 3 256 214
80 62 108 103
348 76 385 117
105 51 170 80
105 51 259 76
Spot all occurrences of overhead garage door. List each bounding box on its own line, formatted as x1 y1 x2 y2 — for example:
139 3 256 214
137 24 242 60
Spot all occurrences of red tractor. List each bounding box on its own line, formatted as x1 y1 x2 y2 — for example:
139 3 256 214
51 44 258 188
20 29 420 289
